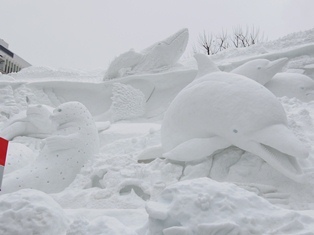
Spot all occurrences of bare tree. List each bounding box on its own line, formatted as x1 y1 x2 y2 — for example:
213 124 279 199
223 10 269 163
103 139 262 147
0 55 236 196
198 31 215 55
197 26 266 55
232 26 265 48
216 30 229 52
249 26 266 45
231 26 249 48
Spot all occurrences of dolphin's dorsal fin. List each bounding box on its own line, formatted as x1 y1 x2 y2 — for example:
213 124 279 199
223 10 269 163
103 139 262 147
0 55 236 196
194 54 220 79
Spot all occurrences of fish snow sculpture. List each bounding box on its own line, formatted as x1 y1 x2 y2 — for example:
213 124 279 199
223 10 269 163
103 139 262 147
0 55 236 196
104 28 189 80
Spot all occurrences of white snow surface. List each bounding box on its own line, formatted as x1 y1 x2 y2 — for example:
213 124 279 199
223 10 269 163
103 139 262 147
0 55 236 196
1 28 314 234
108 83 146 122
0 189 68 235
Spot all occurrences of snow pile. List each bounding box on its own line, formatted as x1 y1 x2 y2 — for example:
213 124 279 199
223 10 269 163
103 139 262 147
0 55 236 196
145 178 314 235
11 66 103 82
266 28 314 50
67 216 137 235
109 83 146 122
0 74 15 81
0 189 68 235
16 66 83 78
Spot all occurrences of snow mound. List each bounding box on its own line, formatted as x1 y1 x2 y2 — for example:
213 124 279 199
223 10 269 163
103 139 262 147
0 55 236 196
17 66 83 78
0 74 15 81
0 189 68 235
12 66 101 82
146 178 314 234
109 83 146 122
266 28 314 50
86 216 136 235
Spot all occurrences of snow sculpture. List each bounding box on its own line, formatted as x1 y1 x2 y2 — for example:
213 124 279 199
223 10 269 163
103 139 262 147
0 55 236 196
0 85 19 121
108 82 146 122
159 54 308 182
145 178 314 234
1 101 99 194
0 189 68 235
0 104 55 140
265 72 314 102
104 28 189 80
4 142 35 174
231 58 288 85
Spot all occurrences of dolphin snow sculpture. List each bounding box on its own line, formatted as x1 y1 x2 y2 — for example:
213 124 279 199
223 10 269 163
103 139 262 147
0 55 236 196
265 72 314 102
231 58 288 85
139 54 308 182
104 28 189 80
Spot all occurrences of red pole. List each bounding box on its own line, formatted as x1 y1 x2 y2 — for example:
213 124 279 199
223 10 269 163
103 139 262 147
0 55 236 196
0 137 9 190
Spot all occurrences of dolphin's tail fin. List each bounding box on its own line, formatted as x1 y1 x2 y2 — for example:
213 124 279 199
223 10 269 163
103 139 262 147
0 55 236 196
240 141 304 183
249 124 309 159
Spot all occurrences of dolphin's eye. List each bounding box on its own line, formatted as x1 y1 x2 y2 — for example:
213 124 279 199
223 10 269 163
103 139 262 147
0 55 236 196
257 66 261 70
300 87 305 90
58 109 62 112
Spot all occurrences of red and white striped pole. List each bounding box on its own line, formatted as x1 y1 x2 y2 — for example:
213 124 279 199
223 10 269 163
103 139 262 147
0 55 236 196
0 137 9 190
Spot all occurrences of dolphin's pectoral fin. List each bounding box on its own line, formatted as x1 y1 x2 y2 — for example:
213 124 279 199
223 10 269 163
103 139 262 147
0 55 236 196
137 145 163 162
241 141 304 182
163 137 231 162
261 144 302 175
249 124 309 159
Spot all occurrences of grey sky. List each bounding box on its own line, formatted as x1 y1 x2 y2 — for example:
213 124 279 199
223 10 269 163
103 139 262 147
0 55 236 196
1 0 314 70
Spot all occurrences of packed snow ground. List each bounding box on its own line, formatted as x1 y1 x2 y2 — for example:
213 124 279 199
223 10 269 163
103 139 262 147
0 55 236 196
1 28 314 234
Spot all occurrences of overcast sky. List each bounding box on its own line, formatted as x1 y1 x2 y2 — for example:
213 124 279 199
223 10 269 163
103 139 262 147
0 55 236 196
1 0 314 70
